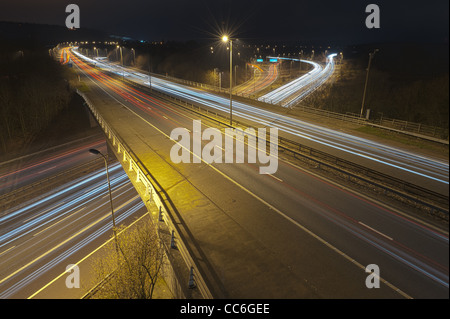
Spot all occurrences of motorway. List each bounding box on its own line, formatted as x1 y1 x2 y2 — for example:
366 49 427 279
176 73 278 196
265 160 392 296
72 48 449 196
0 159 147 298
63 48 448 298
0 123 150 298
233 62 278 97
0 135 106 196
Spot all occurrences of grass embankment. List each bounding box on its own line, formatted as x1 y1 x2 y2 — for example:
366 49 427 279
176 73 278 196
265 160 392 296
0 50 96 161
354 125 449 158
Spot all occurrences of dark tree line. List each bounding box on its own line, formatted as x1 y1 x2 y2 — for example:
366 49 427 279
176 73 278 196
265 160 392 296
302 43 449 130
0 50 72 154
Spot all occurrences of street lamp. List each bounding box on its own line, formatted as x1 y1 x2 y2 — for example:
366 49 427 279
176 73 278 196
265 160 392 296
222 35 233 126
89 148 118 250
360 49 379 118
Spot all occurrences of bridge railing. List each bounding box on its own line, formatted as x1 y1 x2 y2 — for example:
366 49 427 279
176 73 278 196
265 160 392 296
375 117 449 140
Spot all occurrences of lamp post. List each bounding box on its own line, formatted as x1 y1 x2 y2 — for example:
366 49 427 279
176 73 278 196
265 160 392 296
222 35 233 126
253 67 256 94
131 48 136 66
360 49 379 118
117 45 124 80
89 148 118 251
147 44 153 92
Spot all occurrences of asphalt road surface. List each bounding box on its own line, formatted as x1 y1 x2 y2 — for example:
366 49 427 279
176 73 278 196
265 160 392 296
66 49 448 298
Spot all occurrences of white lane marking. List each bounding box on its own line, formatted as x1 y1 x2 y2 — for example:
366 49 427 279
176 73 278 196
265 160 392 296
268 174 283 182
33 207 86 237
37 166 57 174
23 206 55 224
28 211 151 299
358 222 393 241
0 246 15 257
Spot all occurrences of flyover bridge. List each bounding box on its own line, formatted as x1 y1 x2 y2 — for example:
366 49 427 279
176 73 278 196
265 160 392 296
66 48 449 299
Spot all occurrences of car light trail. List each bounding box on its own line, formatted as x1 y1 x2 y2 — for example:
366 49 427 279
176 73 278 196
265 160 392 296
258 58 322 105
0 138 105 191
258 55 336 107
235 63 278 95
0 160 146 298
0 163 127 247
70 48 449 187
0 198 144 299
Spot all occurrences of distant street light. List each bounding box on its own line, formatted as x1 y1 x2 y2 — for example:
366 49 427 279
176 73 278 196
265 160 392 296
89 148 118 251
222 35 233 126
360 49 379 118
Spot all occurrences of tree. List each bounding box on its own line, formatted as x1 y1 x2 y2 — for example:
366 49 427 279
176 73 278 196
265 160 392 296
90 218 167 299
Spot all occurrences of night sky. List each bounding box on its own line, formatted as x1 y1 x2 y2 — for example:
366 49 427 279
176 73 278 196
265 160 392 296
0 0 448 44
